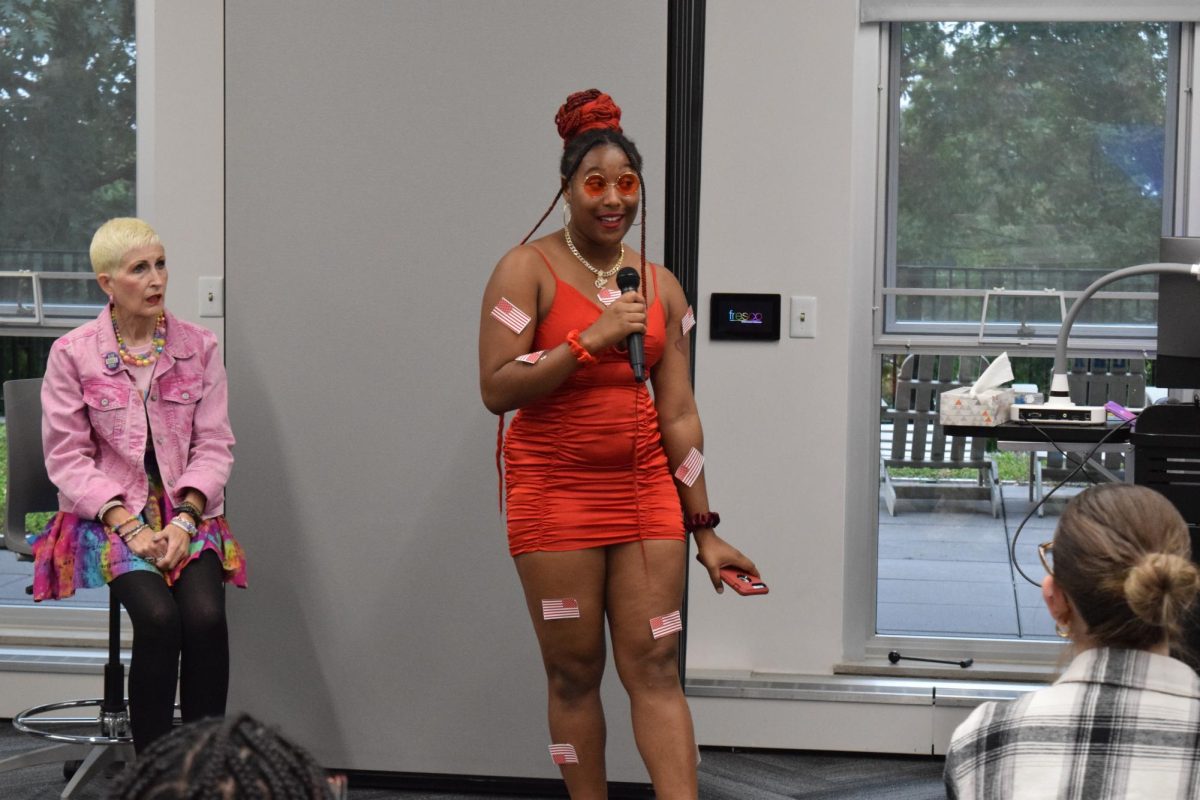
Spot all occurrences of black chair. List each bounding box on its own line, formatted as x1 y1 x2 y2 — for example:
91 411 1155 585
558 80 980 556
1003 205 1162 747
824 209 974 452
0 378 135 797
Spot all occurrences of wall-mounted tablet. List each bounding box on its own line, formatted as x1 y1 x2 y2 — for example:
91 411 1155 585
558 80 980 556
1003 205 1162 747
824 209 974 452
709 293 781 341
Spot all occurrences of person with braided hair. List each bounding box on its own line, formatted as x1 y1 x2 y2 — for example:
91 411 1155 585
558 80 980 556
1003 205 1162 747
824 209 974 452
945 483 1200 799
478 89 759 797
107 713 345 799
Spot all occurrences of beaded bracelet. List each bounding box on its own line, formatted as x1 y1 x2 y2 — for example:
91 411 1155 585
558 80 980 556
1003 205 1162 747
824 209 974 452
169 516 199 538
112 516 141 537
565 330 598 366
684 511 720 532
119 522 149 543
175 501 202 522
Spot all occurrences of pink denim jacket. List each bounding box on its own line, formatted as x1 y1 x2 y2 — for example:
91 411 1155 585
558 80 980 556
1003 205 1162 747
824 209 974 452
41 307 235 521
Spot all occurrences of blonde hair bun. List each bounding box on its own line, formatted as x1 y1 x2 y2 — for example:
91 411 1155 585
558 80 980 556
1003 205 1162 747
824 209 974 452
1124 552 1200 631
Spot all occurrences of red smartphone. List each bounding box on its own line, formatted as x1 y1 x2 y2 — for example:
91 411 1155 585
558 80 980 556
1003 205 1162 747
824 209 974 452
720 567 769 595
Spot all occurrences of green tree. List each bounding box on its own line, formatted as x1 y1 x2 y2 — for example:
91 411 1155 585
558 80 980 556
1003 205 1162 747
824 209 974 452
0 0 135 256
897 23 1168 285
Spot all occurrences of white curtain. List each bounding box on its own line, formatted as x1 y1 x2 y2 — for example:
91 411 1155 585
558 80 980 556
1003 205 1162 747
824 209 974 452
860 1 1200 22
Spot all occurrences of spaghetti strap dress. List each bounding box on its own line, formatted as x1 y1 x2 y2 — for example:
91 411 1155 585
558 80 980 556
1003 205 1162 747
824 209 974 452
502 246 685 556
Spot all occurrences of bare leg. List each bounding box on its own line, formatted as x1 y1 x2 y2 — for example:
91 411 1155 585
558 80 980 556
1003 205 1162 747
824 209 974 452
606 540 696 799
515 549 609 799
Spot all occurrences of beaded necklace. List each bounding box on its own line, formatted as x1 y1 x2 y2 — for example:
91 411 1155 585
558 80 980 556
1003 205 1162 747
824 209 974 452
112 307 166 367
563 226 624 288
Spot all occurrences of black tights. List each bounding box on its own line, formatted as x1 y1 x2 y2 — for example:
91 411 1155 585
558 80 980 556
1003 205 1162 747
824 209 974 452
108 550 229 752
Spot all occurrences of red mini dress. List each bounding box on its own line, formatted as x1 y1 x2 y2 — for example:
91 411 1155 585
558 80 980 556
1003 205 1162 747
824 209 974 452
502 248 686 556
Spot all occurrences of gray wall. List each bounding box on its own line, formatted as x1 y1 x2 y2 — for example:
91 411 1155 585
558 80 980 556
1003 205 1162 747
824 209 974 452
224 0 666 778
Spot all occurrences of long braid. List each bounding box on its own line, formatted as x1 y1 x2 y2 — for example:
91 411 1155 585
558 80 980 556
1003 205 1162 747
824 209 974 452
520 188 562 245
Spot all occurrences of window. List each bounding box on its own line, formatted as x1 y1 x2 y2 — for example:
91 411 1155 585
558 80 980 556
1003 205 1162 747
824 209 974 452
873 21 1182 646
1 0 136 611
883 22 1172 345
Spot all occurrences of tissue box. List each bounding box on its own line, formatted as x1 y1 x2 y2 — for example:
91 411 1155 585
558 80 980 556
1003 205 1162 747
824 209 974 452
939 387 1014 427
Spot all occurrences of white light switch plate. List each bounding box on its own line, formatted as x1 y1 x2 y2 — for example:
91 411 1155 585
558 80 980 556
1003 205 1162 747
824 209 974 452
199 277 224 317
790 295 816 338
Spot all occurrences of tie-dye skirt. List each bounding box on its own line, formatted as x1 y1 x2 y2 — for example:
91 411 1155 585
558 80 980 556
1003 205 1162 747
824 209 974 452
28 458 247 601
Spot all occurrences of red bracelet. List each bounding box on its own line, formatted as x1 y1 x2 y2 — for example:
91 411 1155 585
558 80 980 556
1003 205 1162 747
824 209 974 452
566 330 598 366
685 511 720 532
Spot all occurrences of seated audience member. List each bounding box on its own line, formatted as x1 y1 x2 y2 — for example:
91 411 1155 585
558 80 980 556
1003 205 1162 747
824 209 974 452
944 483 1200 799
108 713 345 799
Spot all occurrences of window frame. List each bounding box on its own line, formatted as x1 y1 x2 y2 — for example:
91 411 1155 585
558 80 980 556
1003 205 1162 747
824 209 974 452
861 20 1198 665
876 21 1182 353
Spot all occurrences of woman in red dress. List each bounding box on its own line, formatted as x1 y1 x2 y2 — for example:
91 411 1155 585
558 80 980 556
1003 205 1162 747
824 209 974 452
478 90 759 798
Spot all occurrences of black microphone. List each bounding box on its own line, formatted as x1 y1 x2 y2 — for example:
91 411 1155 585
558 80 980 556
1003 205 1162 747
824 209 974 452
615 267 645 383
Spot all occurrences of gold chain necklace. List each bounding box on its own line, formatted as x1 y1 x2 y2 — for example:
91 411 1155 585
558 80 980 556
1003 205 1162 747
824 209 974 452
563 226 624 288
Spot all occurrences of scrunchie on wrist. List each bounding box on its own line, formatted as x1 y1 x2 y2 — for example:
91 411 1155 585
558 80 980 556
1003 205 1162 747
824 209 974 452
566 330 598 366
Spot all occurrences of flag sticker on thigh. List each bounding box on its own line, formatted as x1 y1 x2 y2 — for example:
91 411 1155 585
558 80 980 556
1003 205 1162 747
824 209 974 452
542 598 580 620
650 609 683 639
491 297 532 334
674 448 704 487
549 743 579 765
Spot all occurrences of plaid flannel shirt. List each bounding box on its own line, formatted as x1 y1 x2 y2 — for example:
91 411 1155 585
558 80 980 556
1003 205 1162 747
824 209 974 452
945 648 1200 799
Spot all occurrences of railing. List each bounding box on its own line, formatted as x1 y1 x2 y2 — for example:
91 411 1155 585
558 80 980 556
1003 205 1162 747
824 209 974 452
0 271 106 327
0 249 91 273
892 264 1158 327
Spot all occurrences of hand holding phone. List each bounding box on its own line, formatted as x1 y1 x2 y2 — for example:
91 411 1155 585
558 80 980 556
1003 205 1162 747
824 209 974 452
719 567 769 596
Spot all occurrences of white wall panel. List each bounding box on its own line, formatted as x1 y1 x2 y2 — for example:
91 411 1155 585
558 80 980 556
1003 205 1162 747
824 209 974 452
224 0 666 780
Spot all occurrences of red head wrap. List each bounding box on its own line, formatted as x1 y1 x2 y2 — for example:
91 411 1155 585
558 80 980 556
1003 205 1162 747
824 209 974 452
555 89 623 146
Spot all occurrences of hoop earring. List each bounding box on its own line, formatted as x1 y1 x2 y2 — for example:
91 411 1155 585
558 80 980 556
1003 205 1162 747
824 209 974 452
562 202 571 228
1055 623 1071 639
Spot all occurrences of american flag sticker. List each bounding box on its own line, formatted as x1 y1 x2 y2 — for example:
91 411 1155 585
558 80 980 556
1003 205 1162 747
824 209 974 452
541 598 580 620
650 609 683 640
681 305 696 336
674 447 704 487
597 288 621 306
515 350 545 365
549 743 579 765
491 297 532 334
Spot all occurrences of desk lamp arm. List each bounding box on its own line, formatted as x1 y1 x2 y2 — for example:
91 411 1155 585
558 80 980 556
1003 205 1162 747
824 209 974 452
1049 262 1200 406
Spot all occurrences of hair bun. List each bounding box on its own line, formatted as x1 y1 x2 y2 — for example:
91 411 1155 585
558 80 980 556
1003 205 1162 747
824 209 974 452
1124 552 1200 630
555 89 622 146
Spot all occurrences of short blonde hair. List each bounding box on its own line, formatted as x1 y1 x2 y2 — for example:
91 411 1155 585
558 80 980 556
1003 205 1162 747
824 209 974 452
89 218 162 277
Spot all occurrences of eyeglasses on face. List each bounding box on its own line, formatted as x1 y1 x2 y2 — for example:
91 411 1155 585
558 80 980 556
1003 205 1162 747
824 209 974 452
1038 541 1054 576
580 172 640 198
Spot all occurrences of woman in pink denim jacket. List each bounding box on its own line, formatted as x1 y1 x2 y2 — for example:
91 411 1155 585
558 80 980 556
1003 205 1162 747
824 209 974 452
32 217 247 753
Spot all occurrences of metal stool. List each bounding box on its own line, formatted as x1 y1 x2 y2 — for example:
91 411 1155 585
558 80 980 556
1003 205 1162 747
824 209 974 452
0 595 135 798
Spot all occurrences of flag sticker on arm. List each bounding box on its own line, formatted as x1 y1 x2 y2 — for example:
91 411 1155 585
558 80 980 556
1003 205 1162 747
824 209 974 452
674 447 704 487
650 609 683 640
541 598 580 620
681 305 696 336
491 297 532 334
597 288 621 306
549 743 579 765
515 350 545 365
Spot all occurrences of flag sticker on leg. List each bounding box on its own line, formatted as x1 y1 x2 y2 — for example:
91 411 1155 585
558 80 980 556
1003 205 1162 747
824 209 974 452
597 288 621 306
491 297 532 334
681 305 696 336
674 448 704 487
541 598 581 620
515 350 545 365
549 743 579 765
650 610 683 640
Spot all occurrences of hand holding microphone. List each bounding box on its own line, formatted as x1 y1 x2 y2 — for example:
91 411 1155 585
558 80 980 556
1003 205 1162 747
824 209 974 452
616 267 646 382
